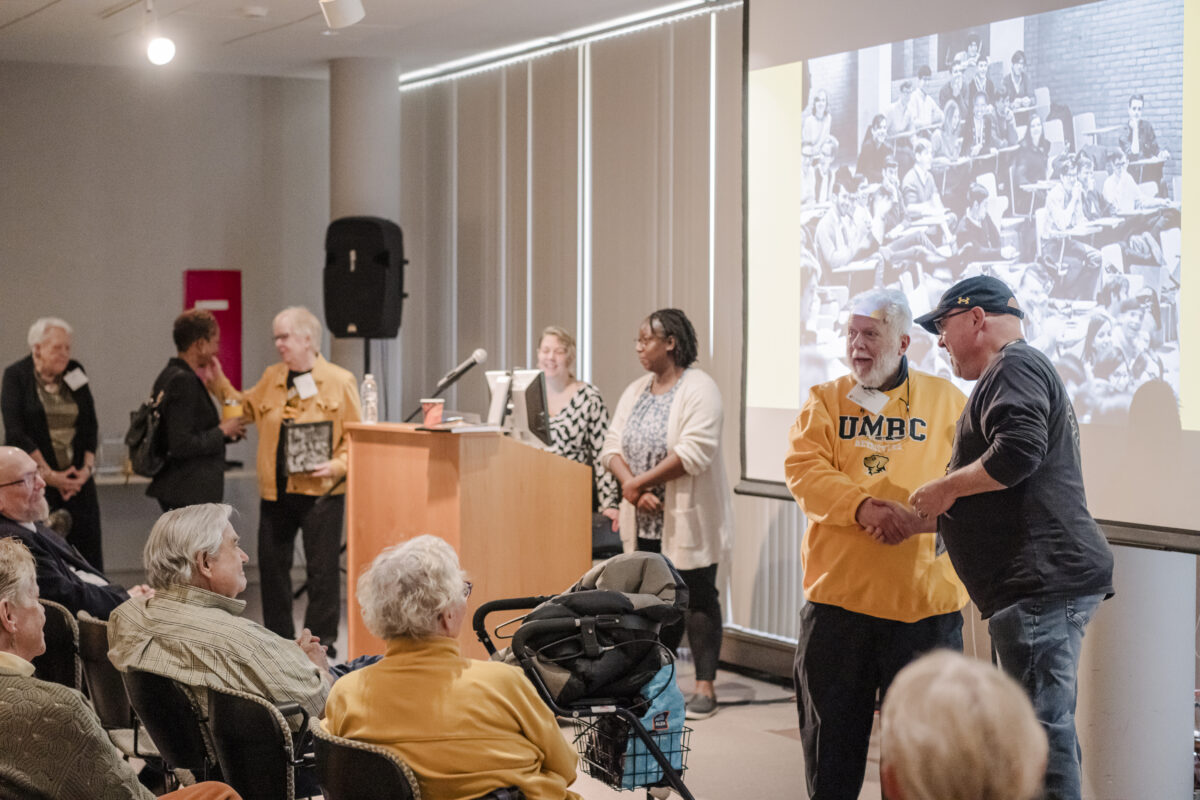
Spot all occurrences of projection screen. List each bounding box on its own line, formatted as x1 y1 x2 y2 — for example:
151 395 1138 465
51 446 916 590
742 0 1196 532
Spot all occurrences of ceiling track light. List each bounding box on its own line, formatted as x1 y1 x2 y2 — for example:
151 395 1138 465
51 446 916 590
144 0 175 65
320 0 365 30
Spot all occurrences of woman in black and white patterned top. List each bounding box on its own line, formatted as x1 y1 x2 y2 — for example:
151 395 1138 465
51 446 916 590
538 326 620 528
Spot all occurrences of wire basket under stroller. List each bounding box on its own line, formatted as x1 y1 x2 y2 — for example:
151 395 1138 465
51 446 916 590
472 552 696 800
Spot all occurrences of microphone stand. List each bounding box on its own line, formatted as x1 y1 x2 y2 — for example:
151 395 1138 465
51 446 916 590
402 370 466 422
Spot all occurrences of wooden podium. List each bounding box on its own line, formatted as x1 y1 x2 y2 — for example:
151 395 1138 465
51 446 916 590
343 423 592 659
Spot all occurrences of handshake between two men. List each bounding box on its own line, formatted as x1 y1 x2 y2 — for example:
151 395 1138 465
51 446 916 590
855 496 930 545
858 473 959 545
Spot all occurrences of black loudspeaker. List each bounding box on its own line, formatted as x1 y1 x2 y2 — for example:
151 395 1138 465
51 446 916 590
323 216 408 339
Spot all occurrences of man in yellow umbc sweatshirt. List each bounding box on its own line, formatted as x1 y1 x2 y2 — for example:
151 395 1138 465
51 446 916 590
785 287 968 800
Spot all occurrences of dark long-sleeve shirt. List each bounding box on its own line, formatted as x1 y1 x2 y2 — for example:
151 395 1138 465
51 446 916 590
938 342 1114 618
0 515 128 619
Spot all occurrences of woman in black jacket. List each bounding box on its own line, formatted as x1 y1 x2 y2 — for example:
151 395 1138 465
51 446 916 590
1 318 104 569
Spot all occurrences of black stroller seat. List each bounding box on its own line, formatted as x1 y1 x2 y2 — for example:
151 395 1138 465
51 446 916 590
474 552 695 799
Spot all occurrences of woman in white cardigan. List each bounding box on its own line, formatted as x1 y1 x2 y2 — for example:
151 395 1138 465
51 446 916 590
601 308 734 720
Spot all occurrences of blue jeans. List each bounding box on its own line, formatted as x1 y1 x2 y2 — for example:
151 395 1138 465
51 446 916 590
988 594 1104 800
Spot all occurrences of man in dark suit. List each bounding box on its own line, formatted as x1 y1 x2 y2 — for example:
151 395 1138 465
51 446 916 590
0 445 151 619
147 310 245 511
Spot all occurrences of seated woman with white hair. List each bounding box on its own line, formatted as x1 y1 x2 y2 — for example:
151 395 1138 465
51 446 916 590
880 650 1048 800
324 535 581 800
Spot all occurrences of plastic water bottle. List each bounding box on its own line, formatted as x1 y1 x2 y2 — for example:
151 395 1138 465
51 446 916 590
361 373 378 424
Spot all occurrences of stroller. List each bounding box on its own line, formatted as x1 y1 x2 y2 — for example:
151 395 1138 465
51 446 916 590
472 552 696 800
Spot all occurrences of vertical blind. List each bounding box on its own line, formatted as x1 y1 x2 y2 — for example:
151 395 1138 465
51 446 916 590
397 4 804 646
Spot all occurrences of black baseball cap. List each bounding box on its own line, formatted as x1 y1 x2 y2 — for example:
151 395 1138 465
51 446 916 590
914 275 1025 334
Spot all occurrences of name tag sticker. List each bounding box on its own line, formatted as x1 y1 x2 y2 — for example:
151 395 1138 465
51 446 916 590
293 372 318 399
62 368 88 391
846 383 888 415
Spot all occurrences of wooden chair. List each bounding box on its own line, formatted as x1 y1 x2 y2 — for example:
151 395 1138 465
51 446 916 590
1044 119 1066 160
1034 86 1051 121
1073 112 1096 144
31 599 80 691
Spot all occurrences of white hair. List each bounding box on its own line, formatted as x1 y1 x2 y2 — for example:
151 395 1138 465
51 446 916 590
0 537 37 608
143 504 233 590
274 306 323 355
358 535 466 640
848 287 912 342
27 317 73 350
881 650 1047 800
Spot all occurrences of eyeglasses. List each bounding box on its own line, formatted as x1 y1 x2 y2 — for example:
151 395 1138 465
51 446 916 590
0 472 39 490
463 580 473 599
934 309 973 335
635 335 662 347
538 347 569 357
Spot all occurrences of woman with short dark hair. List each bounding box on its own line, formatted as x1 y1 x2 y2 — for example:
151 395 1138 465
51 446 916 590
601 308 734 719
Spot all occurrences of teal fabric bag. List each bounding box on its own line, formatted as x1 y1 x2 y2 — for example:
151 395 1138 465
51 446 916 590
620 663 685 789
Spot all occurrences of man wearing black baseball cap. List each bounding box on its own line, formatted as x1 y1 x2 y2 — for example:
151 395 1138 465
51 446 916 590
909 275 1113 800
913 274 1024 336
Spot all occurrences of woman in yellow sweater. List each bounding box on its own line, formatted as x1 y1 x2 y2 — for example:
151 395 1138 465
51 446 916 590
323 535 581 800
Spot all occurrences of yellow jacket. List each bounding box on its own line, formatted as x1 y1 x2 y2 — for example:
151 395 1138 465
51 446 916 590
214 354 360 501
324 637 581 800
784 368 969 622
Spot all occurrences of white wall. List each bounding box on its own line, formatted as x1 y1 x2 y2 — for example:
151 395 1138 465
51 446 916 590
0 61 329 465
0 61 330 570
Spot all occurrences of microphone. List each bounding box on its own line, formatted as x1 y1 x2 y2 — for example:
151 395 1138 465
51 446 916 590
404 348 488 422
435 348 487 393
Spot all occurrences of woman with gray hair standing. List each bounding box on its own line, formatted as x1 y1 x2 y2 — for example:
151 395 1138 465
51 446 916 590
324 535 582 800
1 318 104 569
205 306 360 655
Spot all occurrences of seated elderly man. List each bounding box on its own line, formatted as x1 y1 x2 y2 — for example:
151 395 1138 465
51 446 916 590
108 503 331 721
324 535 581 800
0 445 151 619
0 536 240 800
880 650 1048 800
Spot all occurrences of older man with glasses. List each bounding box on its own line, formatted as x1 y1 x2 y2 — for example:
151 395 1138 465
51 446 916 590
910 276 1113 800
0 446 150 619
0 536 240 800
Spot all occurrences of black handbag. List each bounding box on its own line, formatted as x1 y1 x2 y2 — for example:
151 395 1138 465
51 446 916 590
125 390 167 477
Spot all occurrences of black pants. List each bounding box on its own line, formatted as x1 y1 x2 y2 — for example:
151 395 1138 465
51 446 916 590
794 601 963 800
47 479 103 571
636 537 723 682
258 493 344 647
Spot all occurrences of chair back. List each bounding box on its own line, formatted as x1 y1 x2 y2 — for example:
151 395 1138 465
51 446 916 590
208 686 311 800
1033 207 1048 260
121 668 218 778
1073 112 1096 141
310 719 421 800
32 599 80 690
1044 118 1066 159
1034 86 1051 120
308 720 526 800
76 614 132 728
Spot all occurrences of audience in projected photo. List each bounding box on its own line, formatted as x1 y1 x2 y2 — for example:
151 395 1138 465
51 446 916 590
796 21 1182 428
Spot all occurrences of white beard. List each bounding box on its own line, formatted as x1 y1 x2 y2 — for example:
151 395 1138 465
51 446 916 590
853 351 902 390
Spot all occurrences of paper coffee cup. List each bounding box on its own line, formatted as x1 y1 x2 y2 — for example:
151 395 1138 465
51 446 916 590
222 401 244 420
421 398 445 426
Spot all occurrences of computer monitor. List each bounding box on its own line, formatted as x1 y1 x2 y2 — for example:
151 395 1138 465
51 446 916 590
484 368 552 448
